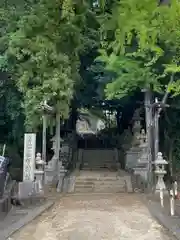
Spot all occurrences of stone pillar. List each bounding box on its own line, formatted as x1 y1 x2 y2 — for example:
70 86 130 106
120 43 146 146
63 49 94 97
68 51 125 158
56 165 67 192
133 129 149 181
23 133 36 182
56 141 70 192
17 133 45 200
44 136 58 185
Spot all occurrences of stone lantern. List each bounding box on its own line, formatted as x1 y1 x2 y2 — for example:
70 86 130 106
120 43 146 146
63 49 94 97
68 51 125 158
133 129 149 182
56 139 69 193
35 153 46 171
125 109 142 170
154 152 168 207
154 152 168 191
34 153 45 192
132 109 142 147
34 153 45 181
138 129 148 164
139 129 147 147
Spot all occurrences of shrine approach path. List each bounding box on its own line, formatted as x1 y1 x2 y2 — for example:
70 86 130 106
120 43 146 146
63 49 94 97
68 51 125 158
11 193 175 240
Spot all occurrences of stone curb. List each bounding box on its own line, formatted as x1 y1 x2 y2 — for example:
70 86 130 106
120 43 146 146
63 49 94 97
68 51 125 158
0 200 54 240
146 198 180 240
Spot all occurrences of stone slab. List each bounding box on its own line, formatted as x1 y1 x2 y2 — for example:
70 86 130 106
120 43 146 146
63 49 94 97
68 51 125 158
0 200 54 240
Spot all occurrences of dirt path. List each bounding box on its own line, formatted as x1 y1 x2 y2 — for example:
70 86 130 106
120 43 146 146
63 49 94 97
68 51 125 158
10 193 175 240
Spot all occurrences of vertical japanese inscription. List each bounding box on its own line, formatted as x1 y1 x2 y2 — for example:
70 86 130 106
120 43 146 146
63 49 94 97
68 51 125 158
23 133 36 181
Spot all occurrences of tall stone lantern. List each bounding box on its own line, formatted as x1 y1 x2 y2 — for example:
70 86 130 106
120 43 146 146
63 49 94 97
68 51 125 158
56 138 69 192
133 129 149 182
125 108 142 170
154 152 168 207
34 153 45 191
154 152 168 191
132 109 142 146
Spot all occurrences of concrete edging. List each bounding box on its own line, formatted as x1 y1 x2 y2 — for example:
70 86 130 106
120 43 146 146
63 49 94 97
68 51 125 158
145 198 180 240
0 200 54 240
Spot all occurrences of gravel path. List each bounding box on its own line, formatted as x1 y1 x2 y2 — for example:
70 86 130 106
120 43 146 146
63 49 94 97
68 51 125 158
10 193 175 240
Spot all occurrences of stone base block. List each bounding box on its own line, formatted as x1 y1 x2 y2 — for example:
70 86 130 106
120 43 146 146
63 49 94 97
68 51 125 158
125 148 141 170
15 181 45 207
18 195 46 207
133 167 148 182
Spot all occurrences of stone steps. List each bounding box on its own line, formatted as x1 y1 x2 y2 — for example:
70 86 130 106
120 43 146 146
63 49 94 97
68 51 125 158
76 177 121 180
82 162 118 171
82 168 117 171
80 149 118 171
74 176 126 193
83 163 117 166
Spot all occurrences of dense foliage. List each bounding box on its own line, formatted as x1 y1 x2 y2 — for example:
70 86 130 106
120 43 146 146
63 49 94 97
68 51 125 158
1 0 180 173
98 0 180 99
96 0 180 171
0 0 99 131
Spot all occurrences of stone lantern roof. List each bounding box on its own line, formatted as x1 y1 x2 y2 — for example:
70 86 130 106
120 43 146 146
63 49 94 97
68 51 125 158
155 152 168 165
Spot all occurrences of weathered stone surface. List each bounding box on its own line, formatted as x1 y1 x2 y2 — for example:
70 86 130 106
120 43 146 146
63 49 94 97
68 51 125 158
18 182 33 199
15 181 45 207
11 194 175 240
66 176 76 193
125 148 141 170
0 201 54 240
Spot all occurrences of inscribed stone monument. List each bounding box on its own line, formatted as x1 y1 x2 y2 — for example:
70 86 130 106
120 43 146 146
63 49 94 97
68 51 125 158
23 133 36 182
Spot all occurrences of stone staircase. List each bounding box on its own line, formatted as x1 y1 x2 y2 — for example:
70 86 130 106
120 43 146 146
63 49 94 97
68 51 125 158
73 171 132 193
60 148 132 194
80 149 118 171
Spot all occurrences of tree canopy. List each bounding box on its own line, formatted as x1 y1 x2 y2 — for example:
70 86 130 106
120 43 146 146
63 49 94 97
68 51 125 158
1 0 180 173
98 0 180 99
0 0 99 130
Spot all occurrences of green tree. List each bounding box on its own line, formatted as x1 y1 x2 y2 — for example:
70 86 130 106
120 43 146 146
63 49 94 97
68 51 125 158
98 0 180 99
0 0 99 131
